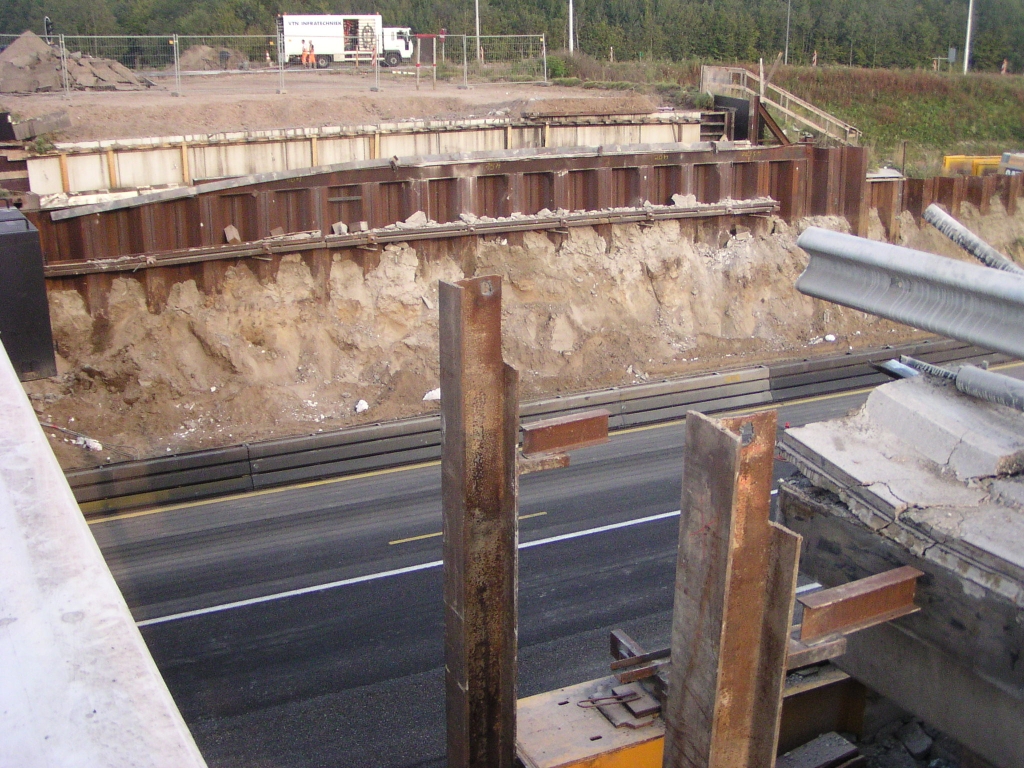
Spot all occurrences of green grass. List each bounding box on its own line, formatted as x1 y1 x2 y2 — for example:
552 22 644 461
547 53 1024 170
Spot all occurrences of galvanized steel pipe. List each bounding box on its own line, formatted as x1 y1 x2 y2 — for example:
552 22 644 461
923 203 1024 276
796 227 1024 360
954 365 1024 412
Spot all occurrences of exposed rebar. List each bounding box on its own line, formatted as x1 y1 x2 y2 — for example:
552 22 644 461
899 355 955 380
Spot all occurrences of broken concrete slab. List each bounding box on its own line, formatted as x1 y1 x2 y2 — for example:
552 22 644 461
12 111 71 141
781 377 1024 608
331 221 348 236
866 376 1024 480
223 224 241 244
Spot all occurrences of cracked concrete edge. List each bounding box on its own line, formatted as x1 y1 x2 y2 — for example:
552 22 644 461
779 441 1024 609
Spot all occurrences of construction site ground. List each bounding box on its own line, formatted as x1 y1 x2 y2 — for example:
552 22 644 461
9 76 1024 472
0 68 658 141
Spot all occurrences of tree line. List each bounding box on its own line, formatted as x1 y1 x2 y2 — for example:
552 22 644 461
2 0 1021 72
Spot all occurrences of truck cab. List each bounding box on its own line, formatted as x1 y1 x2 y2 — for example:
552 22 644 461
381 28 413 67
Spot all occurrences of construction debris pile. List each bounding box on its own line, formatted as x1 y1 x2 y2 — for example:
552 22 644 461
0 31 148 94
176 45 252 72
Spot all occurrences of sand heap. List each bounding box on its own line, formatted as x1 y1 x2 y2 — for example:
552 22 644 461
0 31 148 93
176 45 252 71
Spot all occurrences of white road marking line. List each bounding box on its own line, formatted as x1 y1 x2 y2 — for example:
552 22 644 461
136 509 683 627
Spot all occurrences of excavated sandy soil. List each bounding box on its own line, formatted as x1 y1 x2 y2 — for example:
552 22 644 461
23 200 1024 470
0 70 657 141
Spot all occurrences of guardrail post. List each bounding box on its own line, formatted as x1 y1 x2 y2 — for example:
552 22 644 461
440 275 518 768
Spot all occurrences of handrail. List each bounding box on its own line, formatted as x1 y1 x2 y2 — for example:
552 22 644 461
701 65 860 145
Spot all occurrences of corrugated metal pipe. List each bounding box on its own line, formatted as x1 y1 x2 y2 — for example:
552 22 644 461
901 355 1024 412
922 203 1024 276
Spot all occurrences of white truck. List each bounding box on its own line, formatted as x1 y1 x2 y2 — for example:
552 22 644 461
277 14 414 68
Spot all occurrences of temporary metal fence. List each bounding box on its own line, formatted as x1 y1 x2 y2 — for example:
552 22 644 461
0 31 546 95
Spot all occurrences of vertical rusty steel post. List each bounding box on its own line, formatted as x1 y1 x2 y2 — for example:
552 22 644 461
440 275 519 768
663 409 800 768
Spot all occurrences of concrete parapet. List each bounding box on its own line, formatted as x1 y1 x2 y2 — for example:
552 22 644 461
0 345 206 766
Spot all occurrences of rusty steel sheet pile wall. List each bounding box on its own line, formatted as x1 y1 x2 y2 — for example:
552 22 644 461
32 143 843 271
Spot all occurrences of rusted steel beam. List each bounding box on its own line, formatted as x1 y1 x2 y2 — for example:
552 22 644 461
39 201 779 278
521 409 610 457
663 409 801 768
798 566 922 645
616 659 672 685
439 275 519 768
787 635 848 670
609 647 671 671
517 453 570 475
610 628 646 661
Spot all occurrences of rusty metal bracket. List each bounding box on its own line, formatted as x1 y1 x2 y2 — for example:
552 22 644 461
798 565 923 645
521 409 610 457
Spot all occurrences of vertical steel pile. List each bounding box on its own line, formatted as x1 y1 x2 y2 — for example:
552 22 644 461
439 275 519 768
663 410 801 768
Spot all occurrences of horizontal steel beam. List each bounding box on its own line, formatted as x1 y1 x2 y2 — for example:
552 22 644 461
798 566 922 644
42 200 778 278
520 409 609 457
796 227 1024 359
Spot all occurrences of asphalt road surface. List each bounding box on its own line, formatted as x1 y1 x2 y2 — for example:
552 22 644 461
84 386 923 766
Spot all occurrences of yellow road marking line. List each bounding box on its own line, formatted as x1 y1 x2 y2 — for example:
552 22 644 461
88 459 442 525
89 360 1022 524
388 511 547 546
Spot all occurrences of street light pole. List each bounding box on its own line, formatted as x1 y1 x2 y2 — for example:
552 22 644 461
569 0 574 53
784 0 791 65
475 0 481 62
963 0 974 74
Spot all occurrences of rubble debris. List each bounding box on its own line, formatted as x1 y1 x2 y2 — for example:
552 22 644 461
672 193 698 207
8 110 71 140
331 221 348 236
422 388 441 401
776 732 860 768
896 721 933 760
354 399 369 413
0 31 148 94
176 45 250 72
224 225 241 244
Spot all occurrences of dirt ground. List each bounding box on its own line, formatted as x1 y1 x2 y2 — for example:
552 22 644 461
23 199 1024 470
9 78 1024 470
0 68 658 141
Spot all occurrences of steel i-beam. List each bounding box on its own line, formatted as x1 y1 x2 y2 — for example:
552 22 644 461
439 275 519 768
663 410 801 768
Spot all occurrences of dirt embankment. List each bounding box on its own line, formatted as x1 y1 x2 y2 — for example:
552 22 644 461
23 201 1024 470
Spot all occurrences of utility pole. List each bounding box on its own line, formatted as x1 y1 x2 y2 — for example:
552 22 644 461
784 0 792 65
963 0 975 74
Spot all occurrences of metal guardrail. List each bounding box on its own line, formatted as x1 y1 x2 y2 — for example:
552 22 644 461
796 227 1024 360
68 338 1002 517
